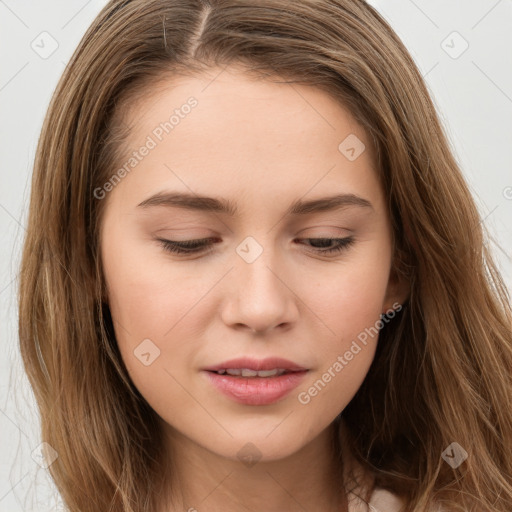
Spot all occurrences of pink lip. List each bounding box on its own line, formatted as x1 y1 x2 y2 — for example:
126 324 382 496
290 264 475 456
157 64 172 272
203 370 308 405
201 357 309 406
202 357 307 372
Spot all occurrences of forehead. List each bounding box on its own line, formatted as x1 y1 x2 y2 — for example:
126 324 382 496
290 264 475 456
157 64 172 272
107 65 383 216
121 65 373 156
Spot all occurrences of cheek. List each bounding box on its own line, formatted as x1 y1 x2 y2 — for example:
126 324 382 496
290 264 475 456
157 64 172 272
100 221 201 382
102 242 205 417
294 300 383 420
303 238 392 341
292 241 391 409
102 224 193 335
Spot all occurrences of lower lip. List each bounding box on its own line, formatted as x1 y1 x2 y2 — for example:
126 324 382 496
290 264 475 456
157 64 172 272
203 370 308 405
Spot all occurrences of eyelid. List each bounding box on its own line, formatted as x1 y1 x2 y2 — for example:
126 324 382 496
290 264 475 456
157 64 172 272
155 236 355 257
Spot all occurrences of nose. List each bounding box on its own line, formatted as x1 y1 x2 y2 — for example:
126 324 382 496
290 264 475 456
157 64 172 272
220 244 299 335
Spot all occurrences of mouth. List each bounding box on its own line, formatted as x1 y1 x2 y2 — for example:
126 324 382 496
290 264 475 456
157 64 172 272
207 368 303 378
201 357 309 405
202 356 308 374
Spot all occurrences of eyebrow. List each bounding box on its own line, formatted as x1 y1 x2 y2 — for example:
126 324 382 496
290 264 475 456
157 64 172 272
136 191 374 216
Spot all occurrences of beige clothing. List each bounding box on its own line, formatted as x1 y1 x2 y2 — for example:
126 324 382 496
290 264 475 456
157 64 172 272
348 480 446 511
339 420 444 512
345 484 405 512
367 487 405 511
369 487 445 512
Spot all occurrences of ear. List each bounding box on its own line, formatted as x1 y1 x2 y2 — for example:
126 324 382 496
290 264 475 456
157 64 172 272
96 273 110 305
382 263 410 314
92 255 110 305
101 284 109 305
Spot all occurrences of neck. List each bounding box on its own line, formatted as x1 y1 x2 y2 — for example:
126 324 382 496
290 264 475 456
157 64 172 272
157 418 351 512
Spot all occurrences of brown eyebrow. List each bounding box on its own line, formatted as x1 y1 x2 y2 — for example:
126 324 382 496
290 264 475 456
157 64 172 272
136 191 374 216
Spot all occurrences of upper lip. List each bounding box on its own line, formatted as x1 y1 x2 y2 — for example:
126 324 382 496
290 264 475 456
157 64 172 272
202 357 308 372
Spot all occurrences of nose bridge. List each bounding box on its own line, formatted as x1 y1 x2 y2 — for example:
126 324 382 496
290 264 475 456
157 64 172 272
235 234 284 298
223 234 296 333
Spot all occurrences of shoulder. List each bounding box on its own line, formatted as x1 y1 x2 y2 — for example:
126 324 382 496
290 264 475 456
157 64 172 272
346 488 405 512
368 488 446 512
368 487 405 511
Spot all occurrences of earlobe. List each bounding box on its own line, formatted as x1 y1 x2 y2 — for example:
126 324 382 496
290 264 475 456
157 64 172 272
382 237 413 314
98 278 110 305
382 267 410 315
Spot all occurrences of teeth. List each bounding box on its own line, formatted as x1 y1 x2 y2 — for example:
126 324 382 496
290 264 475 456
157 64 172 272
216 368 288 377
255 369 283 377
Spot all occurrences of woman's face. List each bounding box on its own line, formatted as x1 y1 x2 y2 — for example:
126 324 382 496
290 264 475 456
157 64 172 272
100 65 406 462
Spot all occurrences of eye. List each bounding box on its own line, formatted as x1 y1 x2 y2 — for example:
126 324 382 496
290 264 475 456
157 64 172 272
156 236 355 256
296 236 355 254
157 237 218 255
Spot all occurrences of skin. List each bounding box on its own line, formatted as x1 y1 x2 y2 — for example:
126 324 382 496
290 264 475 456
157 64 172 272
99 65 408 512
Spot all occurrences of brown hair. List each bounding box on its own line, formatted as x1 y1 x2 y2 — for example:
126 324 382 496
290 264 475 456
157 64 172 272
18 0 512 511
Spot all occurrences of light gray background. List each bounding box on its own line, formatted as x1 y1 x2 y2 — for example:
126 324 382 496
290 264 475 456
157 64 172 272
1 1 511 510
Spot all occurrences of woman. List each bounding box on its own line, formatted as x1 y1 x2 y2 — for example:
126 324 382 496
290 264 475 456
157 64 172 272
18 1 512 511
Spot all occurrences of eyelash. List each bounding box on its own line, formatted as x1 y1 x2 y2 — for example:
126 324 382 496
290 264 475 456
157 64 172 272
156 236 355 257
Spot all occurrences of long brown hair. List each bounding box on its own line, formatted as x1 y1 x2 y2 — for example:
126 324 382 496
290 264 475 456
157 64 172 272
18 1 512 510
